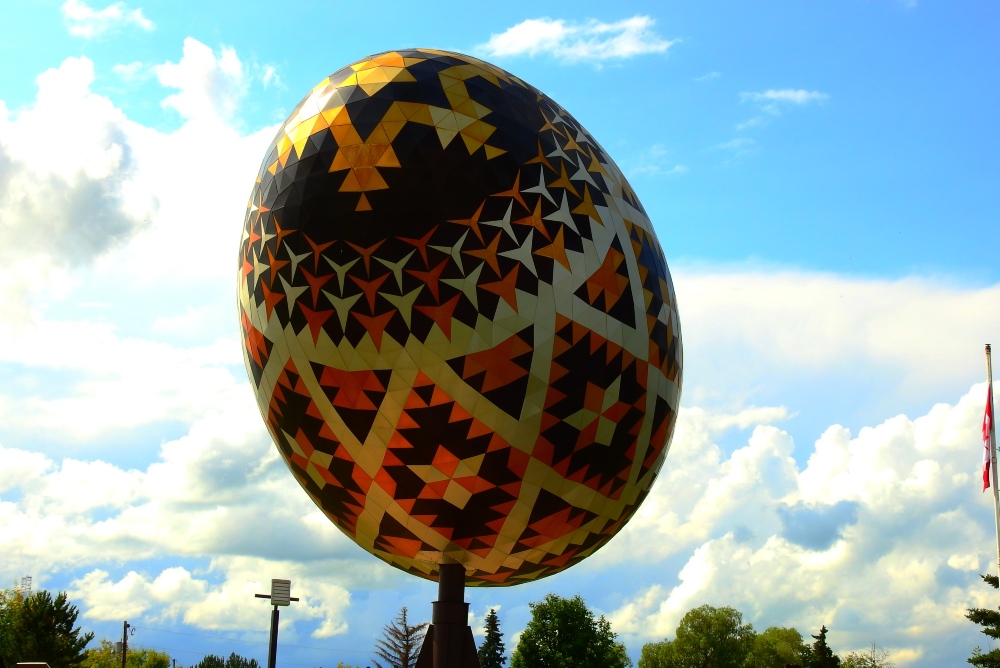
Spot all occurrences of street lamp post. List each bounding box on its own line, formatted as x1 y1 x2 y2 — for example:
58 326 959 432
255 579 299 668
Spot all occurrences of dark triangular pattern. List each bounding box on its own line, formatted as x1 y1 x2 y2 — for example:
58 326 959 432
413 383 434 406
446 326 533 418
334 406 378 443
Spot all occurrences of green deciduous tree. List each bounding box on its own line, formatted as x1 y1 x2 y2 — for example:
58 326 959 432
637 640 673 668
373 607 426 668
746 626 808 668
82 639 171 668
968 574 1000 667
803 626 841 668
477 608 505 668
638 607 804 668
0 588 94 668
667 605 755 668
509 594 630 668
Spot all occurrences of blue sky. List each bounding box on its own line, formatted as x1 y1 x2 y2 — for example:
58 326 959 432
1 1 998 667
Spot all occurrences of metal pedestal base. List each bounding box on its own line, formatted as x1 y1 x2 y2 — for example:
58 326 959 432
416 564 480 668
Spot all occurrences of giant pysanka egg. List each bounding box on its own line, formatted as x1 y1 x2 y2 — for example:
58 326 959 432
239 49 682 585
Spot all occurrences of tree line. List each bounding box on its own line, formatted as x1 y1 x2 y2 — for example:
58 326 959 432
10 578 1000 668
368 596 896 668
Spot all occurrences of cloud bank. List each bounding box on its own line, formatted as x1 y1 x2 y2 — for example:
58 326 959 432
478 16 675 62
62 0 154 38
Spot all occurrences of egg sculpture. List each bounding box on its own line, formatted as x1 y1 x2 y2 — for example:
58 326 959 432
238 49 682 585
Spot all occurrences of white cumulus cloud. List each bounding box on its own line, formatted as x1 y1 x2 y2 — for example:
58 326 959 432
742 89 829 106
154 38 247 122
69 559 352 637
605 383 993 665
61 0 154 38
0 56 155 322
737 88 828 129
478 16 676 62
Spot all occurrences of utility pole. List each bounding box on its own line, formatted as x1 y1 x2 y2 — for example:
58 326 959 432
120 621 131 668
255 580 299 668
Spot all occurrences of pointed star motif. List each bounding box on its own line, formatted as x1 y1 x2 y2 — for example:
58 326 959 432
544 192 579 234
448 202 486 243
252 253 270 287
349 273 390 311
538 109 565 137
533 225 571 271
400 225 439 267
303 234 335 272
561 133 584 156
547 160 580 197
322 290 363 328
430 229 469 276
259 223 276 248
463 230 502 276
353 310 396 350
572 184 604 226
499 229 536 276
323 256 360 293
279 275 309 319
300 268 334 307
376 250 415 290
259 282 285 321
346 239 386 275
273 218 296 249
522 164 556 205
513 198 551 240
480 201 516 242
545 137 572 164
296 303 333 344
492 172 528 211
284 242 311 280
266 247 289 287
480 264 519 312
406 259 448 302
586 146 610 178
414 294 461 340
442 262 484 309
526 138 555 172
248 222 262 247
381 285 424 327
570 154 597 188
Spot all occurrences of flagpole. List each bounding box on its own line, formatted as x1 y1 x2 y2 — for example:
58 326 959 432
988 344 1000 577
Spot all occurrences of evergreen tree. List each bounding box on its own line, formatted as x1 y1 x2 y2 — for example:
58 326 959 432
477 608 505 668
192 656 225 668
509 594 630 668
967 574 1000 667
0 588 94 668
372 607 426 668
803 626 841 668
191 652 258 668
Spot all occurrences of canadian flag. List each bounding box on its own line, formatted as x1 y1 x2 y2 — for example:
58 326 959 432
986 385 994 491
